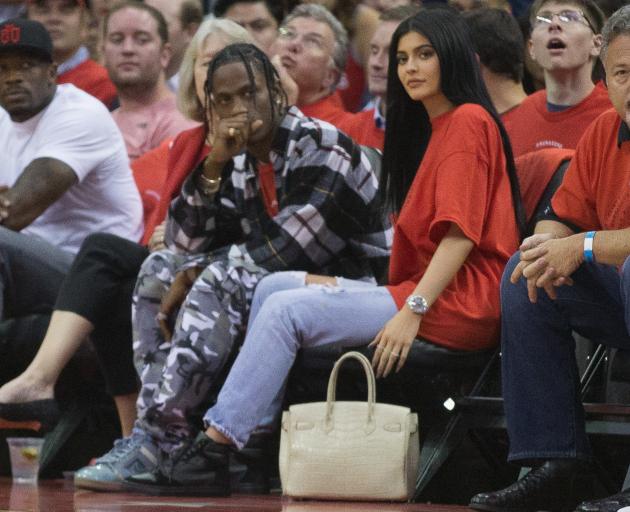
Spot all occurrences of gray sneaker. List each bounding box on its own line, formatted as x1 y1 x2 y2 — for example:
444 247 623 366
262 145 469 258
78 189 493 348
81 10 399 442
74 430 158 492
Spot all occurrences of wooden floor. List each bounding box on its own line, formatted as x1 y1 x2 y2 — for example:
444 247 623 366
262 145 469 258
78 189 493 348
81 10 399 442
0 478 473 512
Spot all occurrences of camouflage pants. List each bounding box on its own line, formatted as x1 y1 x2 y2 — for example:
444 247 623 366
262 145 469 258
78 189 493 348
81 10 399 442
132 248 268 449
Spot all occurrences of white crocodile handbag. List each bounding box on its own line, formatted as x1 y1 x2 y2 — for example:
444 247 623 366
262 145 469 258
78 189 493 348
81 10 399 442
279 351 420 501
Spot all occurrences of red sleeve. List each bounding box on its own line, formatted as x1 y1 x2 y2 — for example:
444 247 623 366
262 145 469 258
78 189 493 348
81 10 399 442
551 132 599 230
429 151 488 245
131 139 171 228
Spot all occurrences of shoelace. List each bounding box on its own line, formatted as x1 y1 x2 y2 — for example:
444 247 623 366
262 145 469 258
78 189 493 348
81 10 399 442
157 437 207 480
94 437 132 465
94 431 146 465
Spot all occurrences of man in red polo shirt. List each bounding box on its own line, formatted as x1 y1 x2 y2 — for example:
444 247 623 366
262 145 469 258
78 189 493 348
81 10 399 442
337 5 419 150
271 3 351 127
470 6 630 512
506 0 610 157
28 0 117 109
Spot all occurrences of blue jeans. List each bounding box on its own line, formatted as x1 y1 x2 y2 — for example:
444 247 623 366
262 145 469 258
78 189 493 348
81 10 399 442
204 271 396 449
501 253 630 462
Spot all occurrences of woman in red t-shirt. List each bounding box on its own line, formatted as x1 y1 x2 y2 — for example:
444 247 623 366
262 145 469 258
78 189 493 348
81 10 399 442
193 8 526 464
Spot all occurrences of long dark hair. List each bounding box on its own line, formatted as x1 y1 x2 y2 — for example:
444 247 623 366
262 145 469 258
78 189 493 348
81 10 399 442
203 43 288 134
381 7 526 239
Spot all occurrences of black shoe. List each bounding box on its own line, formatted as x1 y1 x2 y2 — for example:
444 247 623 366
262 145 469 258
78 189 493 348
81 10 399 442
232 433 272 494
0 399 60 431
576 489 630 512
469 459 593 512
123 432 231 496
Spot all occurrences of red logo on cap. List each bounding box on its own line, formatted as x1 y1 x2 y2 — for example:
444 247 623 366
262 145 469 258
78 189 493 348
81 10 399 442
0 24 20 45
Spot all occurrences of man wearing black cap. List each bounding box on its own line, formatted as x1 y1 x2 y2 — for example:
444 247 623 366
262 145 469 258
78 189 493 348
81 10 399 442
0 18 142 351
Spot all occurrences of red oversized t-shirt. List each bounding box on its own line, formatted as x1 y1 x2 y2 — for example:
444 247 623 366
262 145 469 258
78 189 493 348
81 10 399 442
505 83 610 157
337 108 385 150
386 104 520 350
551 108 630 231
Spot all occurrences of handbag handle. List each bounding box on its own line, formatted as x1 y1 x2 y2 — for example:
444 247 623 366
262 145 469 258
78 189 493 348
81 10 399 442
325 351 376 427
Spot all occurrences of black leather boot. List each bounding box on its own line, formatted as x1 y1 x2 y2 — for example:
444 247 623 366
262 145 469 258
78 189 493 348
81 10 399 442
123 432 231 496
232 433 273 494
469 459 593 512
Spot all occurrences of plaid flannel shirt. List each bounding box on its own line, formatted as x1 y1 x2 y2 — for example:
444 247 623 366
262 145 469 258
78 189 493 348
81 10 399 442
165 106 392 280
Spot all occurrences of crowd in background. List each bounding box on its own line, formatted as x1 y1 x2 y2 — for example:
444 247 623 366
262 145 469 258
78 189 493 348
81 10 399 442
1 0 630 510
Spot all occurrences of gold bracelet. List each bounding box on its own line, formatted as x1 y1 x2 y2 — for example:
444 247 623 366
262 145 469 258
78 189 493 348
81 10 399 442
198 172 221 195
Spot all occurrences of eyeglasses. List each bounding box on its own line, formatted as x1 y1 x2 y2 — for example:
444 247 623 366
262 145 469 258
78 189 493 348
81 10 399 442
534 9 596 32
277 26 326 52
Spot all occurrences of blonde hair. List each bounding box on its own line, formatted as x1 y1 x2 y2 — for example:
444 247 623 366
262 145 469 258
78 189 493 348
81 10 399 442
177 18 253 122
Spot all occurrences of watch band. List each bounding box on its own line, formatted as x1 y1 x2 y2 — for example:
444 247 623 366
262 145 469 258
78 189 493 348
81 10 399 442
584 231 596 263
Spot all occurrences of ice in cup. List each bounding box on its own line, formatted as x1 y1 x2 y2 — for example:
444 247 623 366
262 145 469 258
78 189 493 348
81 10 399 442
6 437 45 484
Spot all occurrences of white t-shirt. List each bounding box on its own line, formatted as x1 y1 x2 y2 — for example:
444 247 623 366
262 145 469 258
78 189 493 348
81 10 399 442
0 84 143 254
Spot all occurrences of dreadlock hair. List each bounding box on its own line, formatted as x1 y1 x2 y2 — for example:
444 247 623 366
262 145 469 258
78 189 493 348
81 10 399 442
381 7 526 240
203 43 288 137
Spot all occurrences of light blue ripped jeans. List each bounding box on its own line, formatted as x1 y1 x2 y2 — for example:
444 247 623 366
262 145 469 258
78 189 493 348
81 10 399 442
204 271 398 449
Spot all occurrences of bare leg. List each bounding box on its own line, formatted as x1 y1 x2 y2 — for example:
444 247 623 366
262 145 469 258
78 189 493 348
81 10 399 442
0 311 93 402
114 392 138 437
205 426 231 445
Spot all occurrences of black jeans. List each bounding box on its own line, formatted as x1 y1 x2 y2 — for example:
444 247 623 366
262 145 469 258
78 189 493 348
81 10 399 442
55 233 149 396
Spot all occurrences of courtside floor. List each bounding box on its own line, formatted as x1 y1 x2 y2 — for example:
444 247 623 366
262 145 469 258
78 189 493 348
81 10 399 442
0 478 473 512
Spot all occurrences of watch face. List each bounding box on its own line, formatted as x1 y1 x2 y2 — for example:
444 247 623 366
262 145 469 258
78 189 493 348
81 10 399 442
407 295 428 314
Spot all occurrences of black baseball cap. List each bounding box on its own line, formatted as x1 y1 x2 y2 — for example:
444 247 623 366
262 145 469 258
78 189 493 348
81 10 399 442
0 18 53 62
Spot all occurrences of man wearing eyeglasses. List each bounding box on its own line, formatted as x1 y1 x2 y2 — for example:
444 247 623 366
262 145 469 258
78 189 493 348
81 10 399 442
270 3 352 127
470 5 630 512
506 0 610 157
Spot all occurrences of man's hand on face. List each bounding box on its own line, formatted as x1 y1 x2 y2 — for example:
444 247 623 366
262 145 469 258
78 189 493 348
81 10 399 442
208 110 264 165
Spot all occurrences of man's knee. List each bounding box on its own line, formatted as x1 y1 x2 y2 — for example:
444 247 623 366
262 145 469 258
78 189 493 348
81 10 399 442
503 252 521 283
134 249 181 300
138 249 178 279
501 251 536 316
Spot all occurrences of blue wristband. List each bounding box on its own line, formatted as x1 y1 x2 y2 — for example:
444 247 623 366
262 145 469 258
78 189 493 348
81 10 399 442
584 231 596 263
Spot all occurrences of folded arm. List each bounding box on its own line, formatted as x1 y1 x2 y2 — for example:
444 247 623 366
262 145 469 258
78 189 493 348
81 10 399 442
0 157 77 231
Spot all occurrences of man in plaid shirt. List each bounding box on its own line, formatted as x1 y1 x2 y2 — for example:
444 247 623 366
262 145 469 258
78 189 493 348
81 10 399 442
74 42 390 493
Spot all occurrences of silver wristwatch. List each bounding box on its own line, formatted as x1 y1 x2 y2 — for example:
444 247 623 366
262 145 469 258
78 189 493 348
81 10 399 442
406 294 429 315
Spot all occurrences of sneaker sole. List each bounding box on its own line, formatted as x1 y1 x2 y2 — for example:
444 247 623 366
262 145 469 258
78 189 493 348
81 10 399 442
74 477 125 492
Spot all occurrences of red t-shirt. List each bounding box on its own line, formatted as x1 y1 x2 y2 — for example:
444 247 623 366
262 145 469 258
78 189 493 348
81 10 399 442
131 137 172 225
500 103 522 129
299 91 352 128
337 52 366 113
386 104 520 350
257 162 279 217
337 108 384 150
57 59 117 110
552 108 630 231
505 83 610 157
